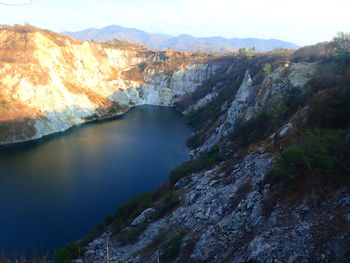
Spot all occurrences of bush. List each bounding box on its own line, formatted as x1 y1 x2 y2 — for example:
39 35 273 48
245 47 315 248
117 223 148 244
55 248 71 263
227 112 271 148
308 87 350 129
110 192 154 232
328 32 350 73
156 191 180 218
186 132 205 149
170 145 222 183
267 130 349 187
290 42 328 63
263 63 272 75
161 233 185 261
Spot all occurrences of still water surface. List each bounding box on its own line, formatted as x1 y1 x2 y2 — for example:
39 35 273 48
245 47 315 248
0 105 193 255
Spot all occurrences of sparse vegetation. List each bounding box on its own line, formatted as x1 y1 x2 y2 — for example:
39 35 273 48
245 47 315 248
10 29 348 262
103 38 140 49
170 145 222 183
328 32 350 73
160 232 185 262
117 223 148 244
308 87 350 129
267 129 350 188
55 248 71 263
64 185 181 256
263 63 272 75
227 112 271 148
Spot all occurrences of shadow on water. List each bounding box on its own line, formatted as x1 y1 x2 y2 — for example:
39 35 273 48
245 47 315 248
0 109 128 154
0 105 192 256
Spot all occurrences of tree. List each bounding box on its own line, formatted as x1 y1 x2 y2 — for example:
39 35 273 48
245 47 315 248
263 63 272 75
329 32 350 62
328 32 350 72
330 32 350 55
238 48 247 54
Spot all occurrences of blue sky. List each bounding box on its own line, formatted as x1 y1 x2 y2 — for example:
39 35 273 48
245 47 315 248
0 0 349 46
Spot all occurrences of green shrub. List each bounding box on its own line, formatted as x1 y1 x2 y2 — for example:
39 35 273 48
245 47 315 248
161 232 185 261
328 32 350 73
227 112 271 148
186 133 205 149
170 145 222 183
55 248 71 263
117 223 148 244
267 129 349 187
156 191 180 218
308 88 350 129
263 63 272 75
106 192 155 235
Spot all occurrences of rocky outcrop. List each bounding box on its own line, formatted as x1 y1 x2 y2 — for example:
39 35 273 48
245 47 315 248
83 150 350 262
199 62 316 152
0 25 219 145
80 54 350 262
3 25 349 263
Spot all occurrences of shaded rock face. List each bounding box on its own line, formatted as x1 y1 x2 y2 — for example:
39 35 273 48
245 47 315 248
0 26 219 145
3 26 350 263
199 62 316 152
83 151 350 263
80 58 350 262
131 208 156 226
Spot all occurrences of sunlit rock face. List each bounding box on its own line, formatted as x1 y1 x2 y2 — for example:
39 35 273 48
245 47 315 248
0 26 219 145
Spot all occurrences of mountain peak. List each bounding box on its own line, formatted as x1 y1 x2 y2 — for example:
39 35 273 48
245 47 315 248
62 24 299 52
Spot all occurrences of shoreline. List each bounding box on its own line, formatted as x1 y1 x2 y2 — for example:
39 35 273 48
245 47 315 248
0 104 184 152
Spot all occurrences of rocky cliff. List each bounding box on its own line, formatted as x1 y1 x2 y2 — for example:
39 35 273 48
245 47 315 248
0 25 219 145
83 151 350 262
77 43 350 262
1 25 349 262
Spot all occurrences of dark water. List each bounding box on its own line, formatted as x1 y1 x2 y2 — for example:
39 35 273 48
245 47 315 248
0 105 193 255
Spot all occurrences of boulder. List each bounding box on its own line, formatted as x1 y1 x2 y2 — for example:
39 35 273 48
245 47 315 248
131 208 156 226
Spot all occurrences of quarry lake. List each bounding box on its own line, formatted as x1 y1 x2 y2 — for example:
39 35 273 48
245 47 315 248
0 105 193 255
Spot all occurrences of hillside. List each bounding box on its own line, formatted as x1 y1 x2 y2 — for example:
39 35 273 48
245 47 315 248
0 25 349 262
62 25 299 53
0 25 222 145
74 39 349 263
65 35 349 262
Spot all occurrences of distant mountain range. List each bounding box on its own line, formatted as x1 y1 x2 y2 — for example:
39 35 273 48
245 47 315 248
62 25 299 53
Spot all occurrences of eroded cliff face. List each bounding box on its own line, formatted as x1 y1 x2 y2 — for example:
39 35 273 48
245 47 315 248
199 62 317 152
2 26 349 262
83 152 350 263
81 55 350 262
0 25 219 145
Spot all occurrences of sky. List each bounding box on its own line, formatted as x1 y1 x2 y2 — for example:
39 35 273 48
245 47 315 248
0 0 349 46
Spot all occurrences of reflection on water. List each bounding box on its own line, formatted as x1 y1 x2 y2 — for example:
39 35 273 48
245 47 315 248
0 105 193 255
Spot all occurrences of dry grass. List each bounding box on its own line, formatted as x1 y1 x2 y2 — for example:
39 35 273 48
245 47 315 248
2 24 81 46
0 24 83 67
102 39 142 50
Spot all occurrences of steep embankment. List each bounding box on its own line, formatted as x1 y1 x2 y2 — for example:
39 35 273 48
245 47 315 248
1 25 350 262
0 25 219 145
77 42 350 262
